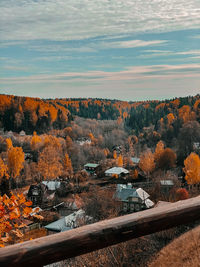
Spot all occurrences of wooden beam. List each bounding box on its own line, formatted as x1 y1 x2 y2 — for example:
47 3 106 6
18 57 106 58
0 196 200 267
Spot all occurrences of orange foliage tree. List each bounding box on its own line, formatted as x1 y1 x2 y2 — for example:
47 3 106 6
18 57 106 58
0 193 33 246
63 153 73 178
38 145 63 180
139 150 155 179
178 105 196 123
44 135 61 150
117 154 123 167
30 131 42 151
154 140 165 164
5 138 12 151
7 145 25 179
113 150 117 159
167 113 175 125
183 152 200 184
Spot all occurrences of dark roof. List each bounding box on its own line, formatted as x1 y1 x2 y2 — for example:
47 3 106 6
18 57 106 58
115 185 150 202
28 184 42 197
115 188 137 201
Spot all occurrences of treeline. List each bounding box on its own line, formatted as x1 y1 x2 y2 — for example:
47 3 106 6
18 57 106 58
0 94 200 138
0 95 127 133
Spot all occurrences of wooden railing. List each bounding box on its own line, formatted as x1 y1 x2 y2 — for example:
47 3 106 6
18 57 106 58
0 196 200 267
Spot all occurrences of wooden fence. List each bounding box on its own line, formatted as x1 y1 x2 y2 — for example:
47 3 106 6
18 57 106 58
0 196 200 267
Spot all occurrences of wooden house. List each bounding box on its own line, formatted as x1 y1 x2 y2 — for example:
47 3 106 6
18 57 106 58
115 184 154 212
28 185 43 207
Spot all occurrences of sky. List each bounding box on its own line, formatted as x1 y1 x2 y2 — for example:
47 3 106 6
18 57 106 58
0 0 200 101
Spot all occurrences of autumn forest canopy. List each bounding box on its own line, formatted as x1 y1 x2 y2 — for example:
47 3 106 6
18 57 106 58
0 94 200 134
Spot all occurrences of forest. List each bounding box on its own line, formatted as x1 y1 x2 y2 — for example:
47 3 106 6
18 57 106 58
0 93 200 265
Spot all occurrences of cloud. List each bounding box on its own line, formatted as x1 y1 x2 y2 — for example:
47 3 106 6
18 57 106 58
0 0 200 41
8 38 166 54
192 35 200 39
176 50 200 55
137 49 200 59
1 63 200 84
101 40 167 49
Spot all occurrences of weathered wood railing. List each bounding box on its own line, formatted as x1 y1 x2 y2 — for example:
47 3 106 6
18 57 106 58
0 196 200 267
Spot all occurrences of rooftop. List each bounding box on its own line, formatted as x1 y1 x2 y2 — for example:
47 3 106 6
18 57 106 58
105 167 129 175
45 209 92 232
115 186 150 202
42 181 61 191
131 157 140 164
84 163 99 168
160 180 174 186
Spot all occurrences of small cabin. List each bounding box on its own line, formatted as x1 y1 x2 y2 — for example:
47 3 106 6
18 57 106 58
84 163 100 175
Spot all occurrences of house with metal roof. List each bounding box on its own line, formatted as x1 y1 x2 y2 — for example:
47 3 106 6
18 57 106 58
42 180 61 191
84 163 100 175
115 184 154 212
105 167 129 178
45 209 92 234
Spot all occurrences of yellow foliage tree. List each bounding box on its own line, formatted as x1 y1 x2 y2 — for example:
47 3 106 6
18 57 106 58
139 150 155 179
183 152 200 184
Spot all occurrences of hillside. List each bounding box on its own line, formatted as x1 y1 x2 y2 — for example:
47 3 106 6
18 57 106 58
149 225 200 267
0 94 200 135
